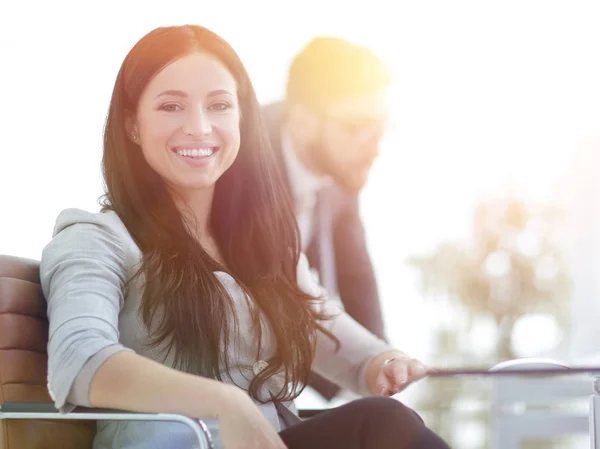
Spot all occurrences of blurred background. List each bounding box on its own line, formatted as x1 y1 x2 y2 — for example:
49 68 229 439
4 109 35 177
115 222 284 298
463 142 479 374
2 1 600 447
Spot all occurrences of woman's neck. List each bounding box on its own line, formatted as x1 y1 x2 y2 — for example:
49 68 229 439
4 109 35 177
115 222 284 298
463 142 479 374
173 185 227 266
180 186 225 267
171 185 214 239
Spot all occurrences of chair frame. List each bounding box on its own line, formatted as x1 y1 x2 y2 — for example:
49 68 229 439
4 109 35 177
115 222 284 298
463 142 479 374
0 402 218 449
591 378 600 449
0 401 324 449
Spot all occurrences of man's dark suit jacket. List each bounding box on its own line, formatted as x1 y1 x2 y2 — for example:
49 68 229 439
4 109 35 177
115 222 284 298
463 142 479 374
262 103 386 400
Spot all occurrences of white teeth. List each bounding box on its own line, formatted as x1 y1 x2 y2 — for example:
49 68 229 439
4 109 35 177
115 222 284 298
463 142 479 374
175 147 215 158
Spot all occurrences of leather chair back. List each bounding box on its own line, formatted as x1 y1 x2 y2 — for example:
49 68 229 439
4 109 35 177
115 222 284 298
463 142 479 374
0 255 94 449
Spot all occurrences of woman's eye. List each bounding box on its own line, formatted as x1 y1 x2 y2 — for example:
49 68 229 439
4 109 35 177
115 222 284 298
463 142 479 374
209 102 231 111
159 103 182 112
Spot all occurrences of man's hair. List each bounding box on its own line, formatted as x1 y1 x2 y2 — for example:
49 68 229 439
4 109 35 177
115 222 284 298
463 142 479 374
286 36 391 110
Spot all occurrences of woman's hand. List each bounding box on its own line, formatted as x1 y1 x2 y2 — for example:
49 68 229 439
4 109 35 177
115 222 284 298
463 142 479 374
367 351 429 396
216 385 288 449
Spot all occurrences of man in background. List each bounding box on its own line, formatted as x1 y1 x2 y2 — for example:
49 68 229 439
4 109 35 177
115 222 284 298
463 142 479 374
262 36 392 400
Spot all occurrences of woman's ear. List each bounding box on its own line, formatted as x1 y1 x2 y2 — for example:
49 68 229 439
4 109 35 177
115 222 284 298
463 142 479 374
124 114 139 144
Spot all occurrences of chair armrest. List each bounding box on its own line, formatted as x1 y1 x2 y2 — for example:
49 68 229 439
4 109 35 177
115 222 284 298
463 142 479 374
0 401 217 449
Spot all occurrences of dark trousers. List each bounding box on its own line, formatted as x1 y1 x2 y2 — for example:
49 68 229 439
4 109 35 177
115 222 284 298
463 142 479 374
279 397 451 449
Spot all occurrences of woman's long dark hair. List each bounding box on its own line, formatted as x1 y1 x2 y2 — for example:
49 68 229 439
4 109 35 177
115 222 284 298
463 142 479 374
100 25 336 402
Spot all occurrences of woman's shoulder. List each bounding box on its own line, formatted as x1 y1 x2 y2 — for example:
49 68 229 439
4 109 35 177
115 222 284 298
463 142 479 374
47 208 140 267
53 208 128 237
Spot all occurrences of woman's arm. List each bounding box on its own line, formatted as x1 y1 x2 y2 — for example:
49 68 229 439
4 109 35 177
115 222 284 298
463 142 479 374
41 211 133 411
88 350 234 418
42 210 286 449
311 303 393 396
41 209 241 416
296 252 425 396
88 351 291 449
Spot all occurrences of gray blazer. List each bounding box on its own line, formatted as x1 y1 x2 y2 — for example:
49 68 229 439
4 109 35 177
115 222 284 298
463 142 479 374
40 208 391 449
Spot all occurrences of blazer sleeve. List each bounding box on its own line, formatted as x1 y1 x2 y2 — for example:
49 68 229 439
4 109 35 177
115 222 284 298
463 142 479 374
332 192 386 340
296 254 393 396
40 209 133 412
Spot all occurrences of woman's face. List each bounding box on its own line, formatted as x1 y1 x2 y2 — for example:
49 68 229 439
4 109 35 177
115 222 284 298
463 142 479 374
130 51 241 196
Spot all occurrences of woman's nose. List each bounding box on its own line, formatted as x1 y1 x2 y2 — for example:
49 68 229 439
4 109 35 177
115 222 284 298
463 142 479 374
183 108 212 136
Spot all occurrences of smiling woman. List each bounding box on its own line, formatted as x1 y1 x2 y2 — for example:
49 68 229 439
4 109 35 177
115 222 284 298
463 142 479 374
38 24 450 449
